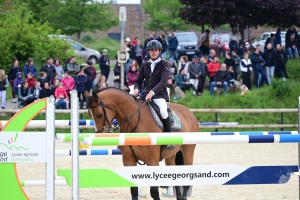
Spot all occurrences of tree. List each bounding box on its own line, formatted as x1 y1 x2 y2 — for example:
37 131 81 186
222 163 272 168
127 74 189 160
0 3 71 71
142 0 199 34
178 0 300 29
45 0 118 40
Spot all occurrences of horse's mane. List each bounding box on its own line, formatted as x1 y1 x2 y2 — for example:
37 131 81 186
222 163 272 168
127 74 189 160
96 86 132 96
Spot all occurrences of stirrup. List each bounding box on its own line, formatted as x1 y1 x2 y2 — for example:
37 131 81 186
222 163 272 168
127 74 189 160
165 145 175 151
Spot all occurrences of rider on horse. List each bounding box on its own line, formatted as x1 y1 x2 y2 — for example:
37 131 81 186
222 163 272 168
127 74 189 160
134 40 174 151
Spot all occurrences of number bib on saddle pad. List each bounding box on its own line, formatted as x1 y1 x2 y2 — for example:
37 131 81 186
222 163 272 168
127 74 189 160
147 102 182 131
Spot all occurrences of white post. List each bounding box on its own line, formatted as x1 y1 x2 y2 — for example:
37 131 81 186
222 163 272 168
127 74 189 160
119 7 126 90
71 90 79 200
46 97 55 200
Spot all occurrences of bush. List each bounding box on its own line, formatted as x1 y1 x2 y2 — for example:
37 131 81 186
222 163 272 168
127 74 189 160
272 78 291 98
80 35 96 44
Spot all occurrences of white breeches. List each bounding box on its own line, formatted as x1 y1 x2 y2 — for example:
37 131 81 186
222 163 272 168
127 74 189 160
152 98 168 119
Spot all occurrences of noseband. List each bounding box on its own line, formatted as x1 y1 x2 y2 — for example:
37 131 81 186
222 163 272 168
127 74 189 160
88 95 148 133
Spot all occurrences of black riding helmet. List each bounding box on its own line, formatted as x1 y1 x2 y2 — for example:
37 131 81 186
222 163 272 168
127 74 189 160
146 40 162 50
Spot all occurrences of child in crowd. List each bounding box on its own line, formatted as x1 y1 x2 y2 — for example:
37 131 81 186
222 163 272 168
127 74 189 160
0 69 9 114
75 70 87 108
25 72 36 89
13 72 24 99
18 81 31 108
54 82 69 109
37 72 48 88
228 66 236 93
93 75 108 93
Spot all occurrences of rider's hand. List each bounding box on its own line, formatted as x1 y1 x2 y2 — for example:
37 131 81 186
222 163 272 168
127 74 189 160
145 92 153 101
134 89 139 97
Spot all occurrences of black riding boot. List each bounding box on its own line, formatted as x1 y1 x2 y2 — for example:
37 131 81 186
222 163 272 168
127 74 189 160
162 116 174 151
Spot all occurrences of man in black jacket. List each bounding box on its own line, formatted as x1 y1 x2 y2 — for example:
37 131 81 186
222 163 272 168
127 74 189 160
39 82 54 98
285 34 298 59
263 43 276 84
276 44 289 80
40 58 56 85
209 63 230 95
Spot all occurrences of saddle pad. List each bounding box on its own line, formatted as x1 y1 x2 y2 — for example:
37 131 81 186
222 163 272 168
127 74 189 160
148 103 182 131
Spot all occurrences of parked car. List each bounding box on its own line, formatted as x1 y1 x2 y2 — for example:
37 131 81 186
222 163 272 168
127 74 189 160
174 32 200 60
252 32 286 52
209 33 251 57
49 35 101 64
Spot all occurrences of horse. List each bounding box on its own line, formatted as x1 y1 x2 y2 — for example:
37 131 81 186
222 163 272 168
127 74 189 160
85 87 199 200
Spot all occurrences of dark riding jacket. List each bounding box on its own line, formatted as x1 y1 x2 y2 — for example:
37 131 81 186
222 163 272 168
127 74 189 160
134 59 170 102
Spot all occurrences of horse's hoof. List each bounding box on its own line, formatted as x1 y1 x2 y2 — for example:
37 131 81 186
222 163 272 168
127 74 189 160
176 196 182 200
132 197 138 200
177 196 187 200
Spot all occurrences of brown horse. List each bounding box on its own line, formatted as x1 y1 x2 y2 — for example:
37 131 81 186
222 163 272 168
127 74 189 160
85 87 199 200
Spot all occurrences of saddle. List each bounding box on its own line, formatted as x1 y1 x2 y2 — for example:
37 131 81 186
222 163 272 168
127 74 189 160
147 101 182 131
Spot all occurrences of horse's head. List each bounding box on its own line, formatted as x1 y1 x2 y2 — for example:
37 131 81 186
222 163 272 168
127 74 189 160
84 90 117 133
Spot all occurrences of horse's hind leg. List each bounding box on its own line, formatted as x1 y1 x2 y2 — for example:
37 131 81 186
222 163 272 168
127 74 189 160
131 187 138 200
150 186 160 200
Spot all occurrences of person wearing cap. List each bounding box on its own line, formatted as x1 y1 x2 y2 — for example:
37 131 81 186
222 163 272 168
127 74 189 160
285 33 298 59
134 40 174 151
264 33 276 52
99 49 110 80
188 55 201 95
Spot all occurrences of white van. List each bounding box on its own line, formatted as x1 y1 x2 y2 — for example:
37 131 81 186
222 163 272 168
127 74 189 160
252 32 286 52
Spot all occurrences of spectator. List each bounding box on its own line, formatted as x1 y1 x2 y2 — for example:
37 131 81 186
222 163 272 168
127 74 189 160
131 36 138 47
175 68 197 94
256 44 263 56
24 58 37 78
179 56 189 79
93 75 108 93
263 43 276 84
232 50 241 80
75 70 87 108
53 58 64 80
264 33 276 52
151 31 163 44
30 81 42 102
64 57 72 72
207 49 216 64
276 44 289 81
251 48 269 88
285 25 298 42
207 57 220 83
224 52 235 70
285 33 298 59
113 62 122 88
18 81 31 108
197 29 210 55
8 59 22 103
228 66 236 93
87 60 97 88
0 69 9 113
229 25 242 55
144 33 153 56
197 55 208 94
169 58 177 85
160 34 168 59
210 63 230 95
167 31 179 65
99 49 110 80
188 55 201 95
52 79 60 91
66 56 80 79
127 65 139 87
80 63 93 93
130 60 140 72
132 39 144 67
25 72 36 89
61 71 75 94
53 74 59 85
124 38 133 78
240 52 252 90
40 57 56 85
54 82 69 109
39 82 54 98
13 72 24 99
274 28 282 47
37 72 48 89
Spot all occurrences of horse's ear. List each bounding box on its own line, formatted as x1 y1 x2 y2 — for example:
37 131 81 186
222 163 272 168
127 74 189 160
84 90 90 99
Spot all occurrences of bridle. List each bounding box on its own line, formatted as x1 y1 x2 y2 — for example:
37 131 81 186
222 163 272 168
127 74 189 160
88 95 148 133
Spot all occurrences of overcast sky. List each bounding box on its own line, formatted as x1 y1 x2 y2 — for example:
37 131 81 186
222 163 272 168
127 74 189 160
117 0 140 3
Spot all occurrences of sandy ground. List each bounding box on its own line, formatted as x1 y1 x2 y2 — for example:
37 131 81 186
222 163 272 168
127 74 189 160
18 141 299 200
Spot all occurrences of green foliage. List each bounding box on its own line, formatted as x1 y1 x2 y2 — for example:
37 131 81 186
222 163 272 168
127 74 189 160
0 3 70 71
142 0 199 33
80 35 96 44
81 37 120 60
272 79 291 98
44 0 118 40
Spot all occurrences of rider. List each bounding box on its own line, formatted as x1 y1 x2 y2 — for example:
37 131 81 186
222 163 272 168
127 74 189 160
134 40 174 151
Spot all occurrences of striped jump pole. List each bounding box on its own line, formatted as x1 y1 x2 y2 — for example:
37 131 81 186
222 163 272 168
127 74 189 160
82 133 300 146
55 149 121 156
56 131 299 142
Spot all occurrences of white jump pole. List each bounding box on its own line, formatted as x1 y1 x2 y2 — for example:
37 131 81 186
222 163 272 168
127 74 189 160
71 90 79 200
46 98 55 200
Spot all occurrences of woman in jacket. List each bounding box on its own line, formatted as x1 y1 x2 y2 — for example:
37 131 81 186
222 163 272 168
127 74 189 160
80 63 93 93
54 82 69 109
207 57 220 83
18 81 31 107
263 43 276 84
240 52 252 90
75 70 87 108
24 58 37 78
175 68 197 94
127 65 139 87
0 69 9 113
251 48 269 88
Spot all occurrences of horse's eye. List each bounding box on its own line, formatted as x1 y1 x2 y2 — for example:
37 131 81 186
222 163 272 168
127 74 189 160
98 114 103 119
